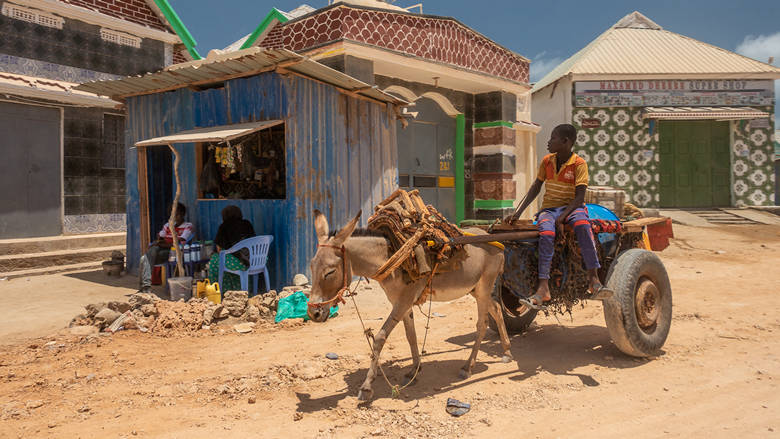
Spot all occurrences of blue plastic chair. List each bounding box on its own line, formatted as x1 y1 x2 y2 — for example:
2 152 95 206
218 235 273 296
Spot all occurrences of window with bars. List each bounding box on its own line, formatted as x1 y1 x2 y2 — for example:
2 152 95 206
1 3 63 29
101 114 125 170
100 28 142 48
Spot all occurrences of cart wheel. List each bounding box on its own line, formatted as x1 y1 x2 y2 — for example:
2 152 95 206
603 249 672 357
488 281 538 334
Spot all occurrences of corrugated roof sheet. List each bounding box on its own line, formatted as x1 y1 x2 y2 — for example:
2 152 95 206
643 106 770 120
135 120 283 147
0 72 120 108
75 47 407 105
533 11 780 92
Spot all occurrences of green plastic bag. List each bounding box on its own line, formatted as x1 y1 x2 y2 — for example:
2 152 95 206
274 291 338 323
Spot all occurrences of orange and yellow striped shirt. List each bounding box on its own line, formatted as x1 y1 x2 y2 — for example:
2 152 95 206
537 153 589 209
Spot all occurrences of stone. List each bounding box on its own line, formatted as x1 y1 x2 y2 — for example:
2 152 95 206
129 293 159 309
262 293 278 310
325 352 339 360
107 301 131 314
69 326 99 336
213 305 229 320
77 405 90 413
94 308 122 328
234 323 255 334
244 305 260 323
139 304 158 317
293 274 308 286
26 400 44 409
293 412 303 421
223 291 249 317
248 396 256 404
85 302 107 318
203 308 216 325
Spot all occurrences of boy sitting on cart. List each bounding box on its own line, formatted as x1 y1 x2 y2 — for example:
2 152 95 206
505 124 611 310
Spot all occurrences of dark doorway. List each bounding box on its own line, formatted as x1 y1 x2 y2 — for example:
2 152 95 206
0 101 61 238
146 147 174 240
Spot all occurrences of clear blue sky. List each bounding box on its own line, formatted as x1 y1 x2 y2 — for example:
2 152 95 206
169 0 779 120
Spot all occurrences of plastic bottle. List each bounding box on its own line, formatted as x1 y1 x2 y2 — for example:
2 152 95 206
193 242 201 261
183 244 191 263
168 248 176 263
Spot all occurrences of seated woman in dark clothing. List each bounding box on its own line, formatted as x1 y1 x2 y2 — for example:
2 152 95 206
208 205 256 291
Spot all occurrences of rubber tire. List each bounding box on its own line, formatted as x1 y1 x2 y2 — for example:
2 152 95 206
603 248 672 357
488 281 539 334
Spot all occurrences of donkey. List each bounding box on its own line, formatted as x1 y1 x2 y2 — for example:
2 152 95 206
308 209 513 401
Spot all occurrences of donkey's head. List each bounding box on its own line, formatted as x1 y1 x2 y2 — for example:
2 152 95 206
307 209 362 322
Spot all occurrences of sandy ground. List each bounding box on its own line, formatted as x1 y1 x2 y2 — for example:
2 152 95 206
0 224 779 438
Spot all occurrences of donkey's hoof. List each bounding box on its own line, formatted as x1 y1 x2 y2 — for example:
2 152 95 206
458 368 472 380
357 388 374 401
501 355 513 363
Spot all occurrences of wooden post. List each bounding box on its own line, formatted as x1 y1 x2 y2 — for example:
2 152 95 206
167 144 185 277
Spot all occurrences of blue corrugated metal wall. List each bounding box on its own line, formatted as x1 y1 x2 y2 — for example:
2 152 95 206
124 72 398 290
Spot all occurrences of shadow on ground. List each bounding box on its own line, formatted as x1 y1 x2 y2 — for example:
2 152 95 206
295 322 664 413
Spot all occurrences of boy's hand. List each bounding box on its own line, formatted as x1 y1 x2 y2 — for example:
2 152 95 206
555 215 566 234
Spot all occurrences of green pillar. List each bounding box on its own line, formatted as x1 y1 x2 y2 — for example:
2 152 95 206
455 114 465 224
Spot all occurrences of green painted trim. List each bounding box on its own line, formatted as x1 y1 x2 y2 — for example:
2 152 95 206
473 121 514 129
154 0 202 60
240 8 290 50
474 199 515 209
455 114 465 224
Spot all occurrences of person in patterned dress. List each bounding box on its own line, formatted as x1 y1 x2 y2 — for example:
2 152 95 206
208 205 256 292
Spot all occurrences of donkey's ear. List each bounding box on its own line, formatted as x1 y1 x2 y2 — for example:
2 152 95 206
333 210 362 245
313 209 329 243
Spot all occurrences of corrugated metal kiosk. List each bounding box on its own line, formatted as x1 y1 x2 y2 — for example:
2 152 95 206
77 48 406 290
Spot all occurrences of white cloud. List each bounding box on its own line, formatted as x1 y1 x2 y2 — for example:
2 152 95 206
736 32 780 64
735 32 780 127
530 56 563 83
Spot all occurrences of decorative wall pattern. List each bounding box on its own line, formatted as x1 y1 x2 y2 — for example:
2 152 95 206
0 15 165 77
572 106 777 207
572 107 660 207
731 108 776 206
0 54 121 83
64 214 126 234
260 5 529 84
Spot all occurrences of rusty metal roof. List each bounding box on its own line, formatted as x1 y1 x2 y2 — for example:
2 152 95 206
135 120 284 147
533 11 780 93
75 47 407 105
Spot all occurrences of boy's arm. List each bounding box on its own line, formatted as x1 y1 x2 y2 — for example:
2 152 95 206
506 178 543 222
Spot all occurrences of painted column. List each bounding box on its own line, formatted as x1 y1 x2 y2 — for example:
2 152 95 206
472 121 518 219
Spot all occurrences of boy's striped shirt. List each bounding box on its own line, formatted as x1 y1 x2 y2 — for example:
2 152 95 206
537 153 589 209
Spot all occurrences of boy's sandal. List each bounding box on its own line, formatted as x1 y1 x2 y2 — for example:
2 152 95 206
517 293 549 311
588 284 614 300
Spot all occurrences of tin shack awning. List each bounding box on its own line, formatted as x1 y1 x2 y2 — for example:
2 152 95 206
642 107 770 121
75 47 406 106
135 120 283 147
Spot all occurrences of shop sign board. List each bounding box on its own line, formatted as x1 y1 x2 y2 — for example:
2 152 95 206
575 79 774 107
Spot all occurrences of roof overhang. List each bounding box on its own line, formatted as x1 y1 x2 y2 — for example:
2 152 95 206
643 106 770 121
0 73 121 108
75 47 407 106
308 41 531 96
6 0 181 44
571 73 780 81
135 120 283 147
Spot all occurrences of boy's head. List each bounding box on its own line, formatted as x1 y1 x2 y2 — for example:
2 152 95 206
221 205 243 222
547 124 577 155
171 202 186 224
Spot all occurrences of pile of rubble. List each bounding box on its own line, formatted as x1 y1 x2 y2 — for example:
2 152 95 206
69 289 293 335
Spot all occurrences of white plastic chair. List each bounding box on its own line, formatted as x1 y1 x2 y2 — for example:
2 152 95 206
217 235 273 296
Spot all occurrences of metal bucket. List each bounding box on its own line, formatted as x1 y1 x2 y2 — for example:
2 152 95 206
168 276 193 301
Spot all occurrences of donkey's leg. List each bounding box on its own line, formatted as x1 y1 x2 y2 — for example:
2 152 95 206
461 275 511 378
358 300 414 401
401 310 421 384
486 294 513 363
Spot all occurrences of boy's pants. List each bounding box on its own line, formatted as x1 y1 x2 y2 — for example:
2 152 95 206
537 206 600 279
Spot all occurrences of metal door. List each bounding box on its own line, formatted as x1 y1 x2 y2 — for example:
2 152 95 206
0 102 62 238
659 120 730 207
397 98 456 220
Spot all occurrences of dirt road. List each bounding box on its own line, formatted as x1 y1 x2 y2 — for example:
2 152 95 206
1 224 779 438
